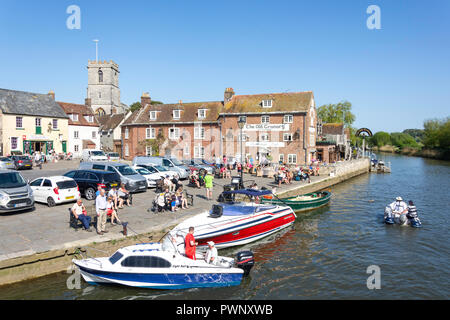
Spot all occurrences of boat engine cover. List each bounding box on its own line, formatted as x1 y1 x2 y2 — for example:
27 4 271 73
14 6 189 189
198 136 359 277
236 251 254 276
210 204 223 218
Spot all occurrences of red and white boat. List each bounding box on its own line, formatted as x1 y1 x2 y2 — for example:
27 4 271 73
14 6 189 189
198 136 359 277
171 189 297 249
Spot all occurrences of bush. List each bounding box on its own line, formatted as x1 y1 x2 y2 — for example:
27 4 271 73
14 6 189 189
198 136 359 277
370 131 391 147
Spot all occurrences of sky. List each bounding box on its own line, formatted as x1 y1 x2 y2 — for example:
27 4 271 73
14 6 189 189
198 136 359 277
0 0 449 133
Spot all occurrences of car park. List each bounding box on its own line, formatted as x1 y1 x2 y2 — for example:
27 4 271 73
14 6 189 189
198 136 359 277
80 149 108 162
132 156 189 179
0 170 34 213
10 155 33 170
182 159 214 174
132 163 177 180
132 166 162 188
63 169 121 200
29 176 81 207
0 157 17 170
78 161 147 193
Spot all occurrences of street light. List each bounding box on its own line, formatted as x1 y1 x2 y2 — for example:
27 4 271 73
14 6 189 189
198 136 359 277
237 118 246 189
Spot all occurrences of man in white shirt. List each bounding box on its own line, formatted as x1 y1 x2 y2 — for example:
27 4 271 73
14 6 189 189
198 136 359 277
95 188 108 235
71 198 92 231
205 241 218 265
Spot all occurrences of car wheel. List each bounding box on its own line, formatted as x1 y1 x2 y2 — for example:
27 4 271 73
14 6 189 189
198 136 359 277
47 197 56 207
85 187 96 200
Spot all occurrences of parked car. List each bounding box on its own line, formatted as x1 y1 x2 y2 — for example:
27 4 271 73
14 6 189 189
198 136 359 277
63 170 121 200
132 156 189 179
0 157 17 170
80 149 108 162
132 163 177 180
132 166 162 188
10 155 33 170
29 176 81 207
182 159 214 174
106 152 120 162
0 170 34 213
78 161 147 193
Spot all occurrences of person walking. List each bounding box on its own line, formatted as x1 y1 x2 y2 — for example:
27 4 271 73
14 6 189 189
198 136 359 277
95 188 108 235
204 172 214 200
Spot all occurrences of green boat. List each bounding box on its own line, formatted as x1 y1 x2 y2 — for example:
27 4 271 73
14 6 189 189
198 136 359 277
261 191 332 212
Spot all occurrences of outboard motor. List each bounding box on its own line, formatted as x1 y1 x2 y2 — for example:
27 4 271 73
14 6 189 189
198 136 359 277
410 217 422 228
210 204 223 218
235 251 254 276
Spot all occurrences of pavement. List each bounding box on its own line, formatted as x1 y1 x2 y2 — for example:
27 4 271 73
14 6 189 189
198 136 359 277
0 160 325 260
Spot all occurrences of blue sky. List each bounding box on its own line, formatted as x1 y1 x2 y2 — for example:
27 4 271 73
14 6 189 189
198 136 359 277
1 0 449 132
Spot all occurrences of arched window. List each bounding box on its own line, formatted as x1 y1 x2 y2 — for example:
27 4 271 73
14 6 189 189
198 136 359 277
98 69 103 83
96 108 106 116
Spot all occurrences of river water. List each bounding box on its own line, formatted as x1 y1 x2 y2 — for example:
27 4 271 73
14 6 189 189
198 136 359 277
0 154 449 299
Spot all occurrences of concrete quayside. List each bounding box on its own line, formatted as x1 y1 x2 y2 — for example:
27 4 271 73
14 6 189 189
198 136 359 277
0 158 370 286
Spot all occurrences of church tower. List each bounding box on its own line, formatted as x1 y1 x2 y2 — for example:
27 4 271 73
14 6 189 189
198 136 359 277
87 60 123 115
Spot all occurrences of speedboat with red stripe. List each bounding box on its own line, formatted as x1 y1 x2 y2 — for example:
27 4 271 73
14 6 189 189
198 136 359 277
172 189 297 249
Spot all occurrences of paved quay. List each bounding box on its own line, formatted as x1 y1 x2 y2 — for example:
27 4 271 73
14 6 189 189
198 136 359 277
0 158 370 285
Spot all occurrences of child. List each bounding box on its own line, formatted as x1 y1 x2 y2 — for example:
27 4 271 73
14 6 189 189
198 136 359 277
107 196 121 225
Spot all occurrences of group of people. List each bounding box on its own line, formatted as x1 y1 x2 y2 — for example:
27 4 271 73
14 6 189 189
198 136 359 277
276 165 312 186
184 226 217 265
153 185 190 212
188 170 214 200
385 196 421 225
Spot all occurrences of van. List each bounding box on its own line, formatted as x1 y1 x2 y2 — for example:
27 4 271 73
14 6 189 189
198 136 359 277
132 156 189 179
0 170 34 213
81 149 108 162
78 161 147 193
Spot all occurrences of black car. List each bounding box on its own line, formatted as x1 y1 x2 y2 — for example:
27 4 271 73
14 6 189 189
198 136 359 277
63 169 121 200
10 155 33 170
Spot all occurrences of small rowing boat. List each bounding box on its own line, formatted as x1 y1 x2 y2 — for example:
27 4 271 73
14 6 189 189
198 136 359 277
260 191 332 212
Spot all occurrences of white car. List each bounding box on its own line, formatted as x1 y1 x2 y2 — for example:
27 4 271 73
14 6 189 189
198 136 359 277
132 165 177 187
81 149 108 162
29 176 81 207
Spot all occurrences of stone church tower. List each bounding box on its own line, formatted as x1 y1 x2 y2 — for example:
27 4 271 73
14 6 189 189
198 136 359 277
87 60 125 115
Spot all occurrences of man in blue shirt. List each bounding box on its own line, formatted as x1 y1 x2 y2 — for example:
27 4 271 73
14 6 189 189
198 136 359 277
95 188 108 235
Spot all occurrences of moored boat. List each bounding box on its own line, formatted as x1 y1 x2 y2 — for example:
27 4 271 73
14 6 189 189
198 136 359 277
172 189 297 250
260 191 331 212
72 234 255 289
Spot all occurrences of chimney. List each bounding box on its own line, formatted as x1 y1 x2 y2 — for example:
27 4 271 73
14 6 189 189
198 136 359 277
85 98 92 107
224 87 235 103
48 90 55 100
141 92 151 107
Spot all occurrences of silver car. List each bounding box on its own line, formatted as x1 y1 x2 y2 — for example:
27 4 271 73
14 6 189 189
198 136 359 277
0 157 16 170
0 170 34 213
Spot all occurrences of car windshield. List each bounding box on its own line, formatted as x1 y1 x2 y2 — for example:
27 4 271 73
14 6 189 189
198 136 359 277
17 156 30 160
170 158 183 166
0 157 12 162
0 172 27 188
56 180 78 189
155 165 168 172
116 165 137 176
136 168 151 175
108 153 119 157
91 151 105 156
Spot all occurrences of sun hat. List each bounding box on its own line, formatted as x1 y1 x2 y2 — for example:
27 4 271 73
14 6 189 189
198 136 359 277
207 241 215 247
396 196 403 201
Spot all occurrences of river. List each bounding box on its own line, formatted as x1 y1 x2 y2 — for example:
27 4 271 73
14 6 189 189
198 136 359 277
0 154 449 299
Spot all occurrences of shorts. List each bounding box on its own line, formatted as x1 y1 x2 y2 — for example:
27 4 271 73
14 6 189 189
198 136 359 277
206 187 212 191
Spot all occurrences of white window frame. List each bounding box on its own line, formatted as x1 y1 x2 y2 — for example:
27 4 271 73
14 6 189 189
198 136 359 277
238 116 247 123
194 145 205 159
260 133 269 141
74 145 79 152
198 109 207 119
310 133 315 147
169 127 180 140
52 119 58 130
261 115 270 124
146 127 156 139
125 144 129 157
173 110 181 119
284 115 293 123
279 154 285 163
35 118 41 127
283 133 293 142
124 128 129 139
10 137 18 150
184 145 190 156
238 132 247 142
145 146 152 156
288 154 297 164
74 131 79 139
16 117 23 128
149 111 157 120
262 99 272 108
194 126 205 140
71 114 79 121
92 131 96 139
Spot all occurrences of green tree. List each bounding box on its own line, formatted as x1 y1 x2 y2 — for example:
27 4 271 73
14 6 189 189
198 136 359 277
390 132 419 148
317 101 355 127
423 119 442 148
370 131 391 147
402 129 424 143
129 100 164 113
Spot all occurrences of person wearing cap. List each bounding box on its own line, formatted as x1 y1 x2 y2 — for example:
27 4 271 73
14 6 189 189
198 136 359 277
185 227 198 260
205 241 218 265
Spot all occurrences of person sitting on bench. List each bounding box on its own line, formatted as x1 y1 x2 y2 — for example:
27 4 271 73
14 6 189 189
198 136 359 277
72 198 92 232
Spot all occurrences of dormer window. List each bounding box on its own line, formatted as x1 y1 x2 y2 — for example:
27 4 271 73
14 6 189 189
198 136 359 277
262 99 272 108
198 109 207 119
173 110 181 119
84 115 94 123
150 111 157 120
70 114 79 121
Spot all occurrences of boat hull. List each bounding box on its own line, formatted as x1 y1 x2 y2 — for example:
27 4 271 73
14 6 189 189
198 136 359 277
261 191 331 212
76 264 243 289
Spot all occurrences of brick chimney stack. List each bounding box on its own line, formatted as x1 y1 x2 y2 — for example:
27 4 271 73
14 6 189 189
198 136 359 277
48 90 55 100
141 92 151 107
224 87 235 103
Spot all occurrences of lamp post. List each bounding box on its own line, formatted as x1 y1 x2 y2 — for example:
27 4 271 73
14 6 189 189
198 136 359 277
237 118 246 189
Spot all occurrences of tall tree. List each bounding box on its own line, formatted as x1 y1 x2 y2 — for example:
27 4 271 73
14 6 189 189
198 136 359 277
129 100 164 113
317 101 355 127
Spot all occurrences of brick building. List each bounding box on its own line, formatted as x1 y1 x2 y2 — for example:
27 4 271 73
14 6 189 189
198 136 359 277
121 89 318 165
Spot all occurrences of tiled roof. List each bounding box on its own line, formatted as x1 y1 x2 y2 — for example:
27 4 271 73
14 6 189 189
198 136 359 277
124 101 223 125
57 101 99 127
0 88 69 118
97 114 126 131
322 123 344 135
222 91 313 114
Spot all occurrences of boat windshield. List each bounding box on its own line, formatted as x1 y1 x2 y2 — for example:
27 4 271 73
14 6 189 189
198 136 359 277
161 233 177 253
